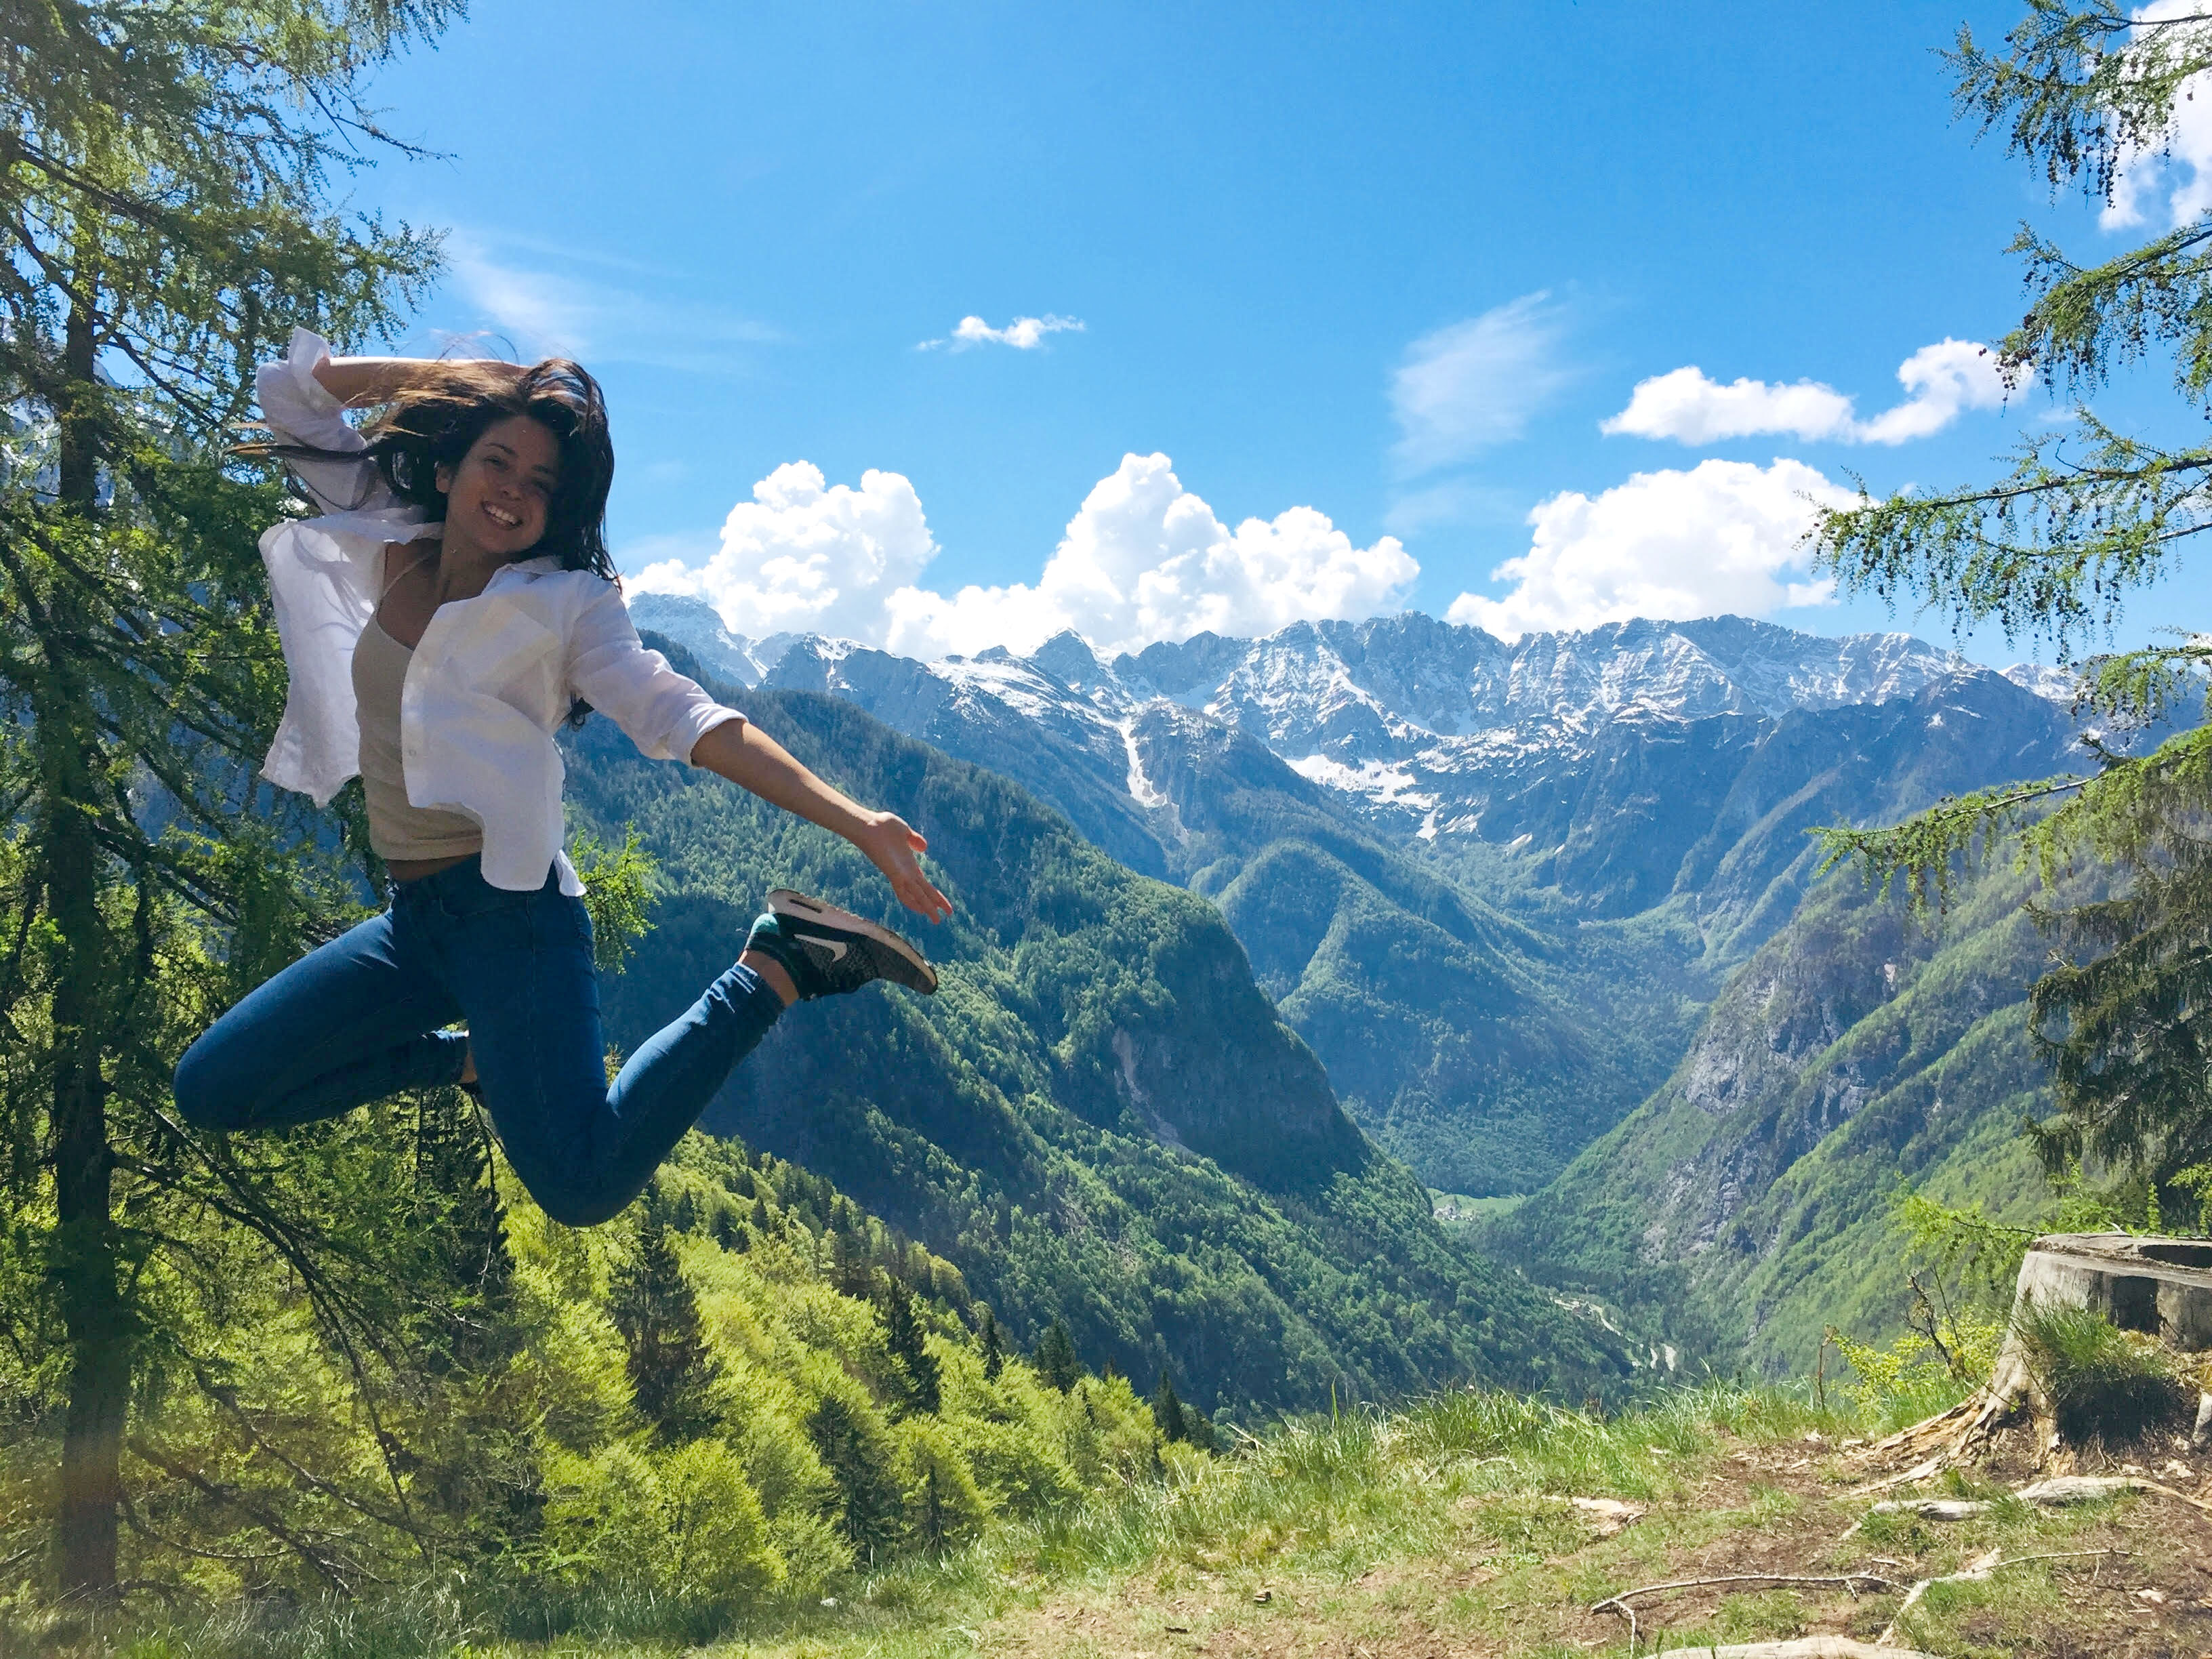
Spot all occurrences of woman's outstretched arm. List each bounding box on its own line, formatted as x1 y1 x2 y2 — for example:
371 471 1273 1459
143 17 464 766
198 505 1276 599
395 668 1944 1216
311 354 526 409
688 719 954 923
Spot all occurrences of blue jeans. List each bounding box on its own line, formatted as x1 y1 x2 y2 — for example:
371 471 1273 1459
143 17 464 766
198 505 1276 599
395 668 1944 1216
173 857 784 1227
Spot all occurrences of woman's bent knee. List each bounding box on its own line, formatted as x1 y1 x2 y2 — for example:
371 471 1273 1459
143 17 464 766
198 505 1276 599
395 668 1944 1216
172 1029 255 1130
529 1183 633 1231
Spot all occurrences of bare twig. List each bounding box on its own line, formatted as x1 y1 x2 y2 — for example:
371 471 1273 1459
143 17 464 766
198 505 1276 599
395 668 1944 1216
1641 1643 1940 1658
1591 1569 1903 1647
2016 1473 2212 1516
1595 1570 1906 1606
1876 1548 2121 1647
126 1437 364 1595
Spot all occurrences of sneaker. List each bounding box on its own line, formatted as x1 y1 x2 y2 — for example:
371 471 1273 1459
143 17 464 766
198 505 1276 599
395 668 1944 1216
746 888 938 999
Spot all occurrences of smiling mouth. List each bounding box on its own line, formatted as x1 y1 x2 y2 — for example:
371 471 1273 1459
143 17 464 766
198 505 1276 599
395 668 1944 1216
484 503 523 529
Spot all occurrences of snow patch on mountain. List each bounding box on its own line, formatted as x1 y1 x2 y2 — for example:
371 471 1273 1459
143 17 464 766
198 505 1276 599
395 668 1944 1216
1287 753 1435 812
626 592 797 687
2003 661 2080 703
1118 719 1168 808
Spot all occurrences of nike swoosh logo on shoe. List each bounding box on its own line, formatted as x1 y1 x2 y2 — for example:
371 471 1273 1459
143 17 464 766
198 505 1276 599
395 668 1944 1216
811 939 850 962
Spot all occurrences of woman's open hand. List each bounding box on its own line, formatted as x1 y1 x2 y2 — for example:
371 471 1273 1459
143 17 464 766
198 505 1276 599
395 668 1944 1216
854 811 954 924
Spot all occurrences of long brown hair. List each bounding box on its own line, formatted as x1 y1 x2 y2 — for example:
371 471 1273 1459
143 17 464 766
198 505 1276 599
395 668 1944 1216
258 357 617 580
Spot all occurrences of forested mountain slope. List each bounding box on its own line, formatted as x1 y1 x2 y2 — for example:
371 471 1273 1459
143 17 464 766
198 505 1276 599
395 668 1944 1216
0 1078 1185 1607
1479 863 2060 1374
631 596 2087 1200
560 658 1632 1414
747 630 1704 1195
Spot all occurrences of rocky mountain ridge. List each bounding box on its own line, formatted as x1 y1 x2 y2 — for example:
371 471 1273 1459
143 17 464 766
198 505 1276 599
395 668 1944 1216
630 595 2069 742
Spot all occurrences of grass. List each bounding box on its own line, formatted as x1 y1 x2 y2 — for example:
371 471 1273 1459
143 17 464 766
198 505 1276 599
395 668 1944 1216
2013 1300 2194 1446
16 1374 2212 1659
1427 1192 1528 1229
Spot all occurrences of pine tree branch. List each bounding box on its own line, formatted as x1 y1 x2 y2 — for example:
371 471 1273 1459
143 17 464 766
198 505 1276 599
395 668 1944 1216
125 1436 366 1595
1814 774 2091 909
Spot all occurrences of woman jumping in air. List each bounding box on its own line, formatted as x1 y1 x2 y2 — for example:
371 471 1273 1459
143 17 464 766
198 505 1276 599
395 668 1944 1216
173 329 950 1226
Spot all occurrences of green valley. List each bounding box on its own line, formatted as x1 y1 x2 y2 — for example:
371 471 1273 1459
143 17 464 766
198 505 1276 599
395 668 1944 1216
18 0 2212 1649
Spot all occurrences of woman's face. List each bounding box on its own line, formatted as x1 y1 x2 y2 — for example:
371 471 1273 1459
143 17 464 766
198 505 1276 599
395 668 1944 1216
436 415 560 559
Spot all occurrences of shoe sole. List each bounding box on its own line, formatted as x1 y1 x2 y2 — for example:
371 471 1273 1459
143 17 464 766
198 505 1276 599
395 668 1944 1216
766 888 939 994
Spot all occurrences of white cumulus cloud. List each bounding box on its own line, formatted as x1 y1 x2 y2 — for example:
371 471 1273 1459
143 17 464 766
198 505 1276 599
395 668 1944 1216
1446 457 1855 640
1601 368 1855 445
918 314 1086 351
1391 293 1576 476
631 462 939 644
1858 340 2011 441
631 453 1417 661
1603 340 2005 447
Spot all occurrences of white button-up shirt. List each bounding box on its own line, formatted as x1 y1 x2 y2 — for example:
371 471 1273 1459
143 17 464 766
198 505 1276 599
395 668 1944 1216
255 327 742 894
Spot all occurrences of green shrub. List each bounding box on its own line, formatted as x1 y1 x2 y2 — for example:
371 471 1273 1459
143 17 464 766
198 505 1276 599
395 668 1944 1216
1830 1308 2001 1432
540 1438 784 1607
897 1416 989 1551
2015 1300 2190 1443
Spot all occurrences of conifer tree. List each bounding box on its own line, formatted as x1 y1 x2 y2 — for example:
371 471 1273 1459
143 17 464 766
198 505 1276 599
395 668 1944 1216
978 1309 1004 1382
880 1276 941 1415
0 0 451 1595
413 1090 516 1374
1814 3 2212 1193
806 1393 903 1553
1034 1318 1081 1393
1151 1369 1188 1443
408 1088 544 1541
609 1206 720 1441
833 1216 874 1298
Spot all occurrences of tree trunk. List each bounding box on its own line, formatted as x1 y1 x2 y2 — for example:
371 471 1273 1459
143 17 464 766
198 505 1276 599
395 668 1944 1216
49 291 126 1600
49 761 125 1597
55 295 98 512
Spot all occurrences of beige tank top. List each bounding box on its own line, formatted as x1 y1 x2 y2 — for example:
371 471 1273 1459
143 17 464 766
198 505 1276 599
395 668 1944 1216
352 616 485 862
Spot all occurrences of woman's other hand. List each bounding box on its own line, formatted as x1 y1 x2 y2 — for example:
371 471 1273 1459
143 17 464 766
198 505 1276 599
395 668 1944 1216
854 812 954 923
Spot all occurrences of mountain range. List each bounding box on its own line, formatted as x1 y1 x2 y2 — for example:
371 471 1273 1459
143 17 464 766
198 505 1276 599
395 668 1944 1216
628 596 2092 1214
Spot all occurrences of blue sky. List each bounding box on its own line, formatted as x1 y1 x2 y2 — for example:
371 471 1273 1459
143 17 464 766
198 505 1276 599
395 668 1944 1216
343 0 2199 665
